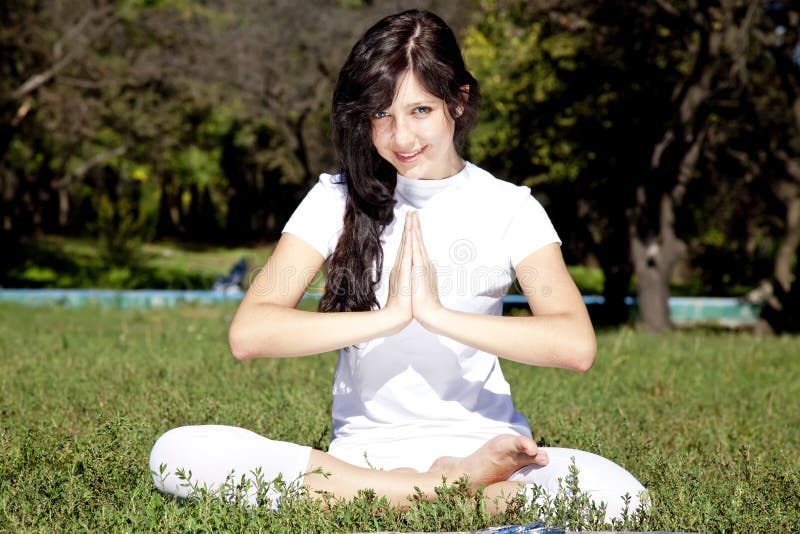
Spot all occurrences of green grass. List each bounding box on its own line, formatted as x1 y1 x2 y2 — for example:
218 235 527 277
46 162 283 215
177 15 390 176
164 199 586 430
1 303 798 532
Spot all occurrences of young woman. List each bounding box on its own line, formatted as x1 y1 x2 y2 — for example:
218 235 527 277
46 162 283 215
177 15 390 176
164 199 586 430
150 9 646 520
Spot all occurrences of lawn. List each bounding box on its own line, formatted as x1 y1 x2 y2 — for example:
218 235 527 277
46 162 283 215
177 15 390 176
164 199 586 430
0 303 798 532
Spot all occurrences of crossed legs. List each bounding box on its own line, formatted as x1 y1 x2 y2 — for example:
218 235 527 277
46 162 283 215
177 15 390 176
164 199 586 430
305 433 549 508
149 426 547 509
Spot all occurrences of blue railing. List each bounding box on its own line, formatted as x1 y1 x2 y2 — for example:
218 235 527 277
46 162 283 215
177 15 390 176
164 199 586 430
0 289 761 325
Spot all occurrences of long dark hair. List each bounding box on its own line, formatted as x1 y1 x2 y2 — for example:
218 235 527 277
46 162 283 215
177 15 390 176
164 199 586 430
319 9 480 313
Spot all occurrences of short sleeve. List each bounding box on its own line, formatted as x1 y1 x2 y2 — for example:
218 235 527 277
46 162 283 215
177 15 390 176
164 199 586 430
503 193 562 269
282 173 347 259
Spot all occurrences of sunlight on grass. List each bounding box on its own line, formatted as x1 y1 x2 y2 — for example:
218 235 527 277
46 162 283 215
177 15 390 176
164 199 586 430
0 304 797 531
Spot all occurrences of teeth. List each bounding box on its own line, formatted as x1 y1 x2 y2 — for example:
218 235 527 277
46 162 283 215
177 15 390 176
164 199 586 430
398 149 422 158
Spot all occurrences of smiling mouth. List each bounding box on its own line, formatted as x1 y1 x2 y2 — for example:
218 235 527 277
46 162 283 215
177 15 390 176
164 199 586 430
394 146 426 163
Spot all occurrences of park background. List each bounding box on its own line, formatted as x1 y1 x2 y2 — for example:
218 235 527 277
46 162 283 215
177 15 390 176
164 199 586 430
1 0 799 532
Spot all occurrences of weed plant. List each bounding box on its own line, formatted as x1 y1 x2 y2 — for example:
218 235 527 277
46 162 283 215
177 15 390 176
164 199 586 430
0 303 797 532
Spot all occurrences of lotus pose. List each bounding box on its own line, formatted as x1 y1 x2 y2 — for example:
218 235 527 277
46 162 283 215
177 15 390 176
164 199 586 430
150 9 646 520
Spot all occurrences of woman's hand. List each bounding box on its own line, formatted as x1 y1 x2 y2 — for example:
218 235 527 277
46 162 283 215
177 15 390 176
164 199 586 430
382 211 414 334
409 211 446 329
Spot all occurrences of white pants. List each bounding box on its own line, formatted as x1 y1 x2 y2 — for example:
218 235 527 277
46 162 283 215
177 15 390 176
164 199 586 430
149 425 646 521
149 425 312 509
508 448 647 522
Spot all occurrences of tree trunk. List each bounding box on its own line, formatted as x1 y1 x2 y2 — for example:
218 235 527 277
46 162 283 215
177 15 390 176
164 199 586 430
58 188 70 227
624 6 722 332
629 192 689 332
631 237 673 332
761 169 800 333
774 184 800 293
156 177 179 238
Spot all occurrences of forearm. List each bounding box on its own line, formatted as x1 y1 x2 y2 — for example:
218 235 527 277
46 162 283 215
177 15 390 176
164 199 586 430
422 308 596 371
229 304 399 360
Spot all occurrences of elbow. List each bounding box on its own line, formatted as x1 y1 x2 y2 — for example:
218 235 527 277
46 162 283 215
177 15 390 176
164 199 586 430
228 324 258 361
228 330 249 361
228 302 283 360
569 334 597 373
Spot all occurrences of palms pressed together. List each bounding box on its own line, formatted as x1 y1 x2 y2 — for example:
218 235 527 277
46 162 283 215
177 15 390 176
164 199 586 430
385 210 445 333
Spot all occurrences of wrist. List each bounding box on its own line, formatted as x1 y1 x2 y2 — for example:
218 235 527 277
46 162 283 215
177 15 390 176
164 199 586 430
416 305 450 334
378 305 411 336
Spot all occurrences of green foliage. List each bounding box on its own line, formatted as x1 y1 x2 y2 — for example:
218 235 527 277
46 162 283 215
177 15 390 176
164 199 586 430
567 265 605 295
1 305 797 531
5 1 800 326
2 237 225 289
463 5 587 182
166 145 223 190
94 194 146 267
6 137 44 176
336 0 368 9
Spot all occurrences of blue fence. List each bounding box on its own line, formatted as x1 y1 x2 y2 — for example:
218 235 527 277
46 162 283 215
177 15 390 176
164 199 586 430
0 289 245 309
0 289 761 326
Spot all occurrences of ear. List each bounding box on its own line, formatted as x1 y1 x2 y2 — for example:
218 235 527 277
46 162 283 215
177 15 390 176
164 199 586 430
455 84 470 118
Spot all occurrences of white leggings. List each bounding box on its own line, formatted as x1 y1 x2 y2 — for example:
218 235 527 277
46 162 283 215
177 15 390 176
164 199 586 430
508 448 647 522
150 426 312 510
149 425 646 521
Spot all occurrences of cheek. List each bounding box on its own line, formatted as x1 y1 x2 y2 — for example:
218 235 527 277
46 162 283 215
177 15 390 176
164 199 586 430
444 115 457 138
421 117 455 145
371 123 388 148
370 124 379 147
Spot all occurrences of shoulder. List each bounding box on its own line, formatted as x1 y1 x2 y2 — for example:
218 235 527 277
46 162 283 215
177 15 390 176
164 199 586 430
467 165 562 267
285 171 348 221
318 172 348 196
282 172 348 259
463 163 534 209
302 172 348 211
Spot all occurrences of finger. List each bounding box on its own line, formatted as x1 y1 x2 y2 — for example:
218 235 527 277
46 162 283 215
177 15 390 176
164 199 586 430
412 212 430 263
401 213 413 270
534 449 549 466
394 212 411 266
396 215 406 259
410 212 425 263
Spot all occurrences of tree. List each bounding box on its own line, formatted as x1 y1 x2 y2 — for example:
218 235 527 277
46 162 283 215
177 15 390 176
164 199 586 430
743 1 800 332
0 1 119 242
1 0 472 252
464 0 776 331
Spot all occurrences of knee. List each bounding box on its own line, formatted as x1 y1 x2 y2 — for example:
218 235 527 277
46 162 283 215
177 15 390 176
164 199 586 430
581 456 648 521
149 426 196 489
600 482 650 524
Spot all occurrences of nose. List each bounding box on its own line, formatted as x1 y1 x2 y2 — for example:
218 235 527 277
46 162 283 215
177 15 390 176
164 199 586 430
392 115 414 149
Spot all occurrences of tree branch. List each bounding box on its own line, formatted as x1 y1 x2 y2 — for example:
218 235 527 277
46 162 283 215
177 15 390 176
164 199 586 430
10 6 116 100
653 0 681 18
51 145 127 189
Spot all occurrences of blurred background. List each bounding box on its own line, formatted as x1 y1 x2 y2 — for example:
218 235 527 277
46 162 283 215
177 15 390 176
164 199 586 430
2 0 799 333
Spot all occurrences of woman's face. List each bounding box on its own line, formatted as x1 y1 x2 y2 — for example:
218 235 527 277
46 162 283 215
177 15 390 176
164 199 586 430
370 71 463 180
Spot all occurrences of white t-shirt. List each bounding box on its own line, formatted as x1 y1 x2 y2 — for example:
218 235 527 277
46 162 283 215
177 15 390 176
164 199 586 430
282 162 561 471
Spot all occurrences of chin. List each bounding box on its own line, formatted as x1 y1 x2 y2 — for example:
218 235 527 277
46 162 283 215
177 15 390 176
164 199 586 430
396 160 434 179
400 168 424 179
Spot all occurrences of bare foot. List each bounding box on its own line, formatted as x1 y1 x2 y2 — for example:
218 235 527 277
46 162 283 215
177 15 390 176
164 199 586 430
427 435 548 489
